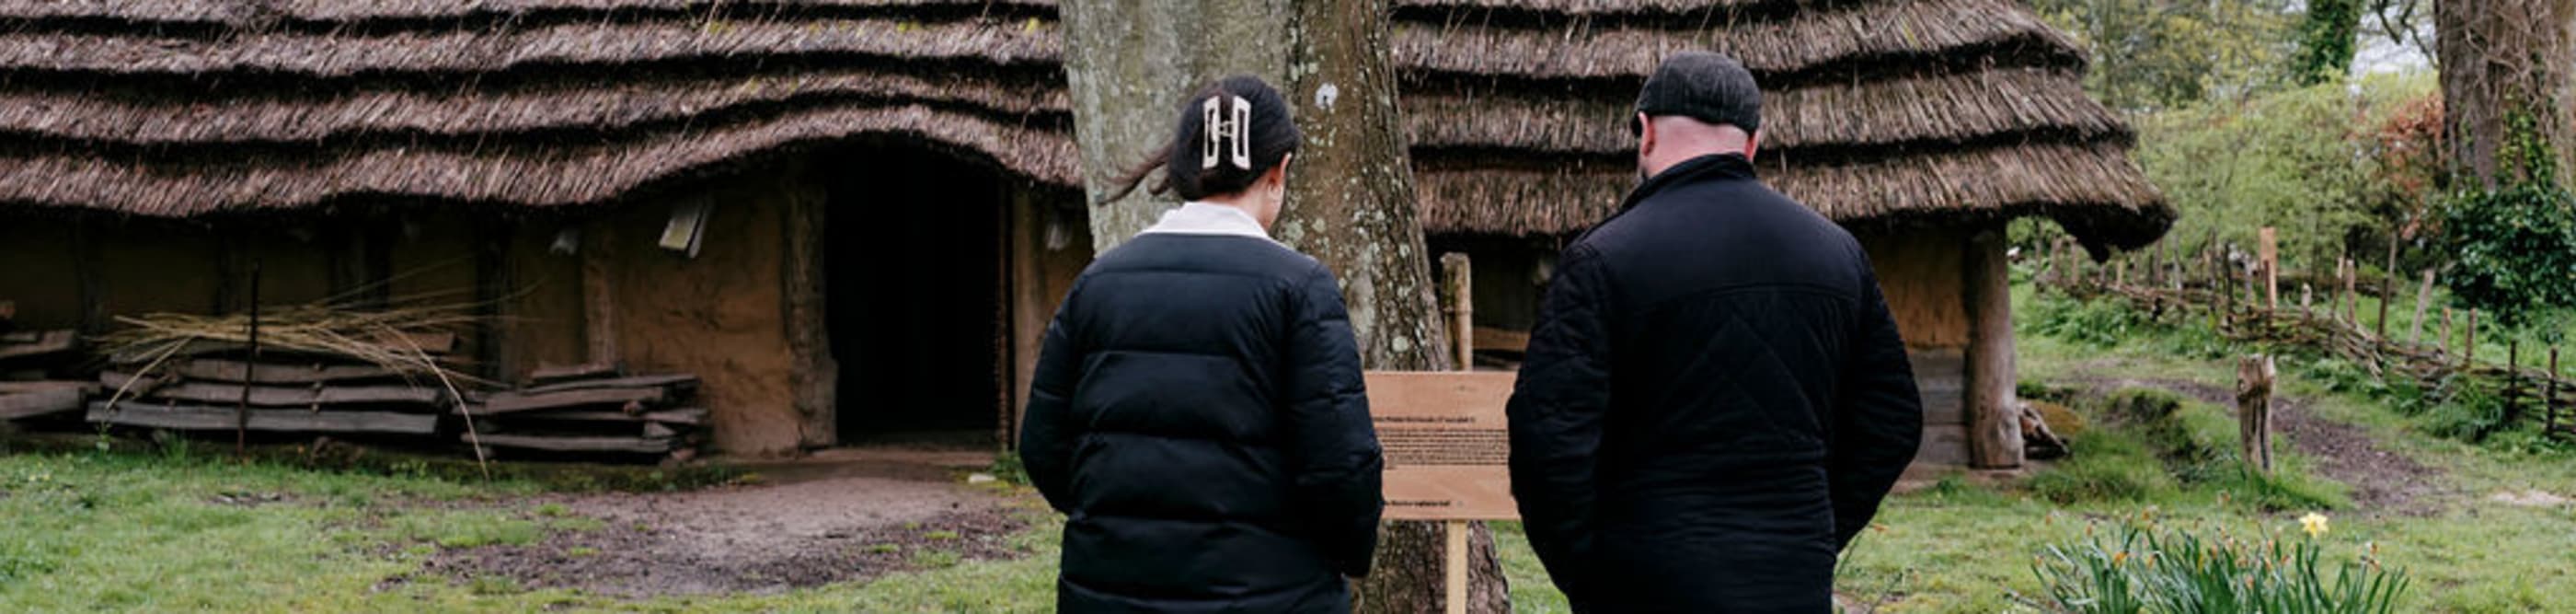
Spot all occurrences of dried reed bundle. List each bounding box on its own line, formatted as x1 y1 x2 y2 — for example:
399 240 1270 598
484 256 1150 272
98 300 494 388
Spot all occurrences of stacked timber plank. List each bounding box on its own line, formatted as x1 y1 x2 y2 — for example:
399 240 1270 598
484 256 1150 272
464 364 705 461
86 336 459 437
0 302 93 421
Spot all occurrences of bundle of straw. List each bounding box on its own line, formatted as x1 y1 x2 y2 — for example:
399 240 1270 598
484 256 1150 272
98 299 494 388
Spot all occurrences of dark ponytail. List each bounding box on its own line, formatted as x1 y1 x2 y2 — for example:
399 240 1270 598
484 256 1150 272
1101 75 1302 203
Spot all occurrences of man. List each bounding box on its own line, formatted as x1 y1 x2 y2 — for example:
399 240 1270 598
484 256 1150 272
1505 52 1924 612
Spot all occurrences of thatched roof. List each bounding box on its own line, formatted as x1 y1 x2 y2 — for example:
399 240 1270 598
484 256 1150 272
1392 0 2170 250
0 0 2168 249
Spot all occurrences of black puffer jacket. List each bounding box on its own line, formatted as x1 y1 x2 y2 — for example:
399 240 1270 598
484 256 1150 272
1020 229 1384 613
1506 154 1923 612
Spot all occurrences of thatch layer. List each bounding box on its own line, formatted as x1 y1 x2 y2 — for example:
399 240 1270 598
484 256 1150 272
1408 66 2124 154
0 0 1054 26
0 18 1056 78
0 0 2166 250
0 104 1075 217
1393 0 2078 81
1416 142 2168 247
1 71 1065 146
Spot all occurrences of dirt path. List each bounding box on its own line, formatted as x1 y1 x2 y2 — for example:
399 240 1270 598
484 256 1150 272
425 465 1032 597
2066 374 2446 516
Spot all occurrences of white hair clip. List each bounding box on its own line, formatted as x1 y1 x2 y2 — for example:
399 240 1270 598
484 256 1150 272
1200 95 1253 170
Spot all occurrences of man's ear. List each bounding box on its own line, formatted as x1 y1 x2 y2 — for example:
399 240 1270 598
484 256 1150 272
1636 112 1657 157
1744 129 1762 161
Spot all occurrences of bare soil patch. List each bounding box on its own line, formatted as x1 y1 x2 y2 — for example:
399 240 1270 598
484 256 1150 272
423 475 1030 597
2066 375 2445 516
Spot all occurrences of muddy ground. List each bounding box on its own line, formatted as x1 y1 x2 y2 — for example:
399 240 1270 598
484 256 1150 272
424 452 1033 597
2068 374 2446 516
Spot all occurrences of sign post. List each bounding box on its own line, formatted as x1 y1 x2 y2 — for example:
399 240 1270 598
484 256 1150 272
1366 371 1516 612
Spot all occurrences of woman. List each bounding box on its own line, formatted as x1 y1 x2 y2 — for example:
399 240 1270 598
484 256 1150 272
1018 75 1384 613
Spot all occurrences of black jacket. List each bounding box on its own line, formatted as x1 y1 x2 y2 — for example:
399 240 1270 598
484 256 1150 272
1506 154 1923 612
1020 230 1385 613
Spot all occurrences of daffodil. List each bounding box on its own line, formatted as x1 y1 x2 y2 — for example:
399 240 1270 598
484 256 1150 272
2299 512 2330 539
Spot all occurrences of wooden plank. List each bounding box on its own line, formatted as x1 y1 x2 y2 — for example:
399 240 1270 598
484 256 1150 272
1469 326 1529 354
0 330 76 361
86 401 439 434
476 407 707 426
98 373 443 407
174 359 402 385
525 362 619 385
0 388 85 420
470 433 673 454
480 387 663 415
0 381 96 395
519 374 698 395
1367 371 1519 521
642 422 679 438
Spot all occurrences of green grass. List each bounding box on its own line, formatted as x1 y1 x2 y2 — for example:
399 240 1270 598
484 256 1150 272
1 277 2569 612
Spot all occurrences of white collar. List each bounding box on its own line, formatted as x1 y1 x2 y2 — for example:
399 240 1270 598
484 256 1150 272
1138 202 1274 241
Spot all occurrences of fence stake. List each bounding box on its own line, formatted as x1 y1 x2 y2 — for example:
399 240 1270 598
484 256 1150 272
2465 309 2479 370
2259 227 2279 310
2506 340 2522 425
2547 347 2561 435
2377 237 2398 340
2409 270 2434 346
2342 258 2360 326
2441 307 2455 356
2238 355 2276 474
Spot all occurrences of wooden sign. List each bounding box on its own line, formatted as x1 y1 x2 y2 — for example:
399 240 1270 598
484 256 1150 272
1365 371 1519 521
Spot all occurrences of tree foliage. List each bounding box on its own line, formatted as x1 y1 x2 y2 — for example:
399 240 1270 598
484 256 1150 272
2132 75 2434 271
2292 0 2364 84
2028 0 2301 111
2434 113 2576 337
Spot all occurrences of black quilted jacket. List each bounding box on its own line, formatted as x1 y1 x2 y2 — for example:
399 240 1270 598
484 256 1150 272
1019 231 1385 613
1506 154 1924 612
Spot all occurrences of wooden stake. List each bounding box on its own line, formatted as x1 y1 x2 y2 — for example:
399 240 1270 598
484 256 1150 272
2547 348 2561 435
2343 259 2360 326
2441 307 2455 355
2409 270 2434 346
2506 340 2522 424
2237 355 2276 474
1443 519 1468 614
1966 229 2023 468
236 259 261 458
1442 253 1473 372
2258 227 2279 310
2464 309 2479 369
2377 238 2398 339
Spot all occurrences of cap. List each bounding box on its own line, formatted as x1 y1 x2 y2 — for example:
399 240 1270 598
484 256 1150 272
1633 51 1762 134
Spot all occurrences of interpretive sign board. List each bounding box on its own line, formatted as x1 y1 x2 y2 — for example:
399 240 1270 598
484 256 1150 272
1364 371 1519 521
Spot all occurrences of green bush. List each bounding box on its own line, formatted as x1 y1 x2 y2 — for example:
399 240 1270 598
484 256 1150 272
2035 517 2409 614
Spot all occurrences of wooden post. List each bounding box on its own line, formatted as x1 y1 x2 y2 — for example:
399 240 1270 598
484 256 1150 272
2409 270 2434 346
2506 340 2522 424
2547 348 2561 435
1442 253 1473 373
2377 238 2398 339
2441 307 2455 355
2237 355 2276 474
2464 309 2478 369
1965 229 2023 468
2258 227 2279 310
2342 258 2359 326
581 222 620 366
1438 252 1474 614
236 260 262 458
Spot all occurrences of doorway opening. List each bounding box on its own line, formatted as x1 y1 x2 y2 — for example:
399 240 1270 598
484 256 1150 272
822 145 1007 446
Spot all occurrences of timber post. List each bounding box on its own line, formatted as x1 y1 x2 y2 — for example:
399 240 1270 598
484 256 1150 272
2409 270 2434 346
1964 228 2022 468
2237 355 2275 474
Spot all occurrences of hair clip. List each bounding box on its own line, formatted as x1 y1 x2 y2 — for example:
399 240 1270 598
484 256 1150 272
1200 95 1254 170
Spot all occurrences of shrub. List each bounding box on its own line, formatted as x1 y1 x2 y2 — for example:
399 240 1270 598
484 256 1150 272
2034 516 2408 614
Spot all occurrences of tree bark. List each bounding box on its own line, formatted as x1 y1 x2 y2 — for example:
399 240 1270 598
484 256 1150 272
2435 0 2576 188
1060 0 1505 611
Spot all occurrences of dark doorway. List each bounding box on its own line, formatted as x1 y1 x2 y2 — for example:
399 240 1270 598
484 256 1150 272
823 145 1006 444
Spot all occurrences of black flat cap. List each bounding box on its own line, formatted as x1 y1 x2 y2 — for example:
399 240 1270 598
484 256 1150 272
1634 51 1762 133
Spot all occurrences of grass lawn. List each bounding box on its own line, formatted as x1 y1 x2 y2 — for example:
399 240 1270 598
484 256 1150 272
3 281 2571 612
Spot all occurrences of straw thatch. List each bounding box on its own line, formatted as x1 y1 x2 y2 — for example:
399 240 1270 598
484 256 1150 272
0 0 2166 249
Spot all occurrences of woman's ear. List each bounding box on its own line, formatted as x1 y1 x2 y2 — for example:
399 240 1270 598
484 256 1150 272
1268 153 1294 189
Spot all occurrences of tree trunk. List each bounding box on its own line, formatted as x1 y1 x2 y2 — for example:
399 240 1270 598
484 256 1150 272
2294 0 2365 84
2435 0 2576 188
1061 0 1506 611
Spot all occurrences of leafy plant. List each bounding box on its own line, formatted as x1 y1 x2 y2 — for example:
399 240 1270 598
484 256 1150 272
2035 517 2409 613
